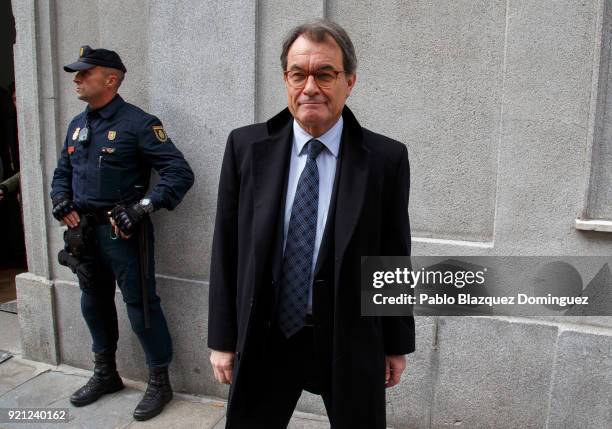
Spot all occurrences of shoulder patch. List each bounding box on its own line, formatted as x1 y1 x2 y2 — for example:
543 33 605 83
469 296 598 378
152 125 168 142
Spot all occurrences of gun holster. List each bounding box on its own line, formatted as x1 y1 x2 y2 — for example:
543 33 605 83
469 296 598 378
57 215 99 291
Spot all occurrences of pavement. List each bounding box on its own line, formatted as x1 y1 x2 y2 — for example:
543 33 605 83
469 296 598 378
0 311 331 429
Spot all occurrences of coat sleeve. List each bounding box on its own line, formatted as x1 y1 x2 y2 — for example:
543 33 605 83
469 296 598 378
0 172 20 194
381 144 415 355
50 130 74 202
208 131 239 352
137 116 194 210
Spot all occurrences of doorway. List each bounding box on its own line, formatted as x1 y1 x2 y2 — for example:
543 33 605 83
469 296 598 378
0 0 26 314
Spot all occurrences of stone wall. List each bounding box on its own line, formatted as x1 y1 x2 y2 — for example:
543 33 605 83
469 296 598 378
12 1 612 427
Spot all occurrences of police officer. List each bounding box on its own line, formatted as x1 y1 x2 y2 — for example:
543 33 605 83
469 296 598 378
50 46 194 421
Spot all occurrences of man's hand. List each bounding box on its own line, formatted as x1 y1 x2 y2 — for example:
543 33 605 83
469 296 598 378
385 355 406 388
109 216 131 240
62 211 81 229
210 350 235 384
110 203 147 236
52 198 80 228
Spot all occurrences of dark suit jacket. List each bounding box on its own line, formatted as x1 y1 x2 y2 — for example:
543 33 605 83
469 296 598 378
208 106 414 428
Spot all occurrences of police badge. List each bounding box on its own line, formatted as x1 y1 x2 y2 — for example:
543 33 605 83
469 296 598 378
152 125 168 142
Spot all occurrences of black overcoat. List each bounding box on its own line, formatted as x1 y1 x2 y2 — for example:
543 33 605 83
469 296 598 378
208 106 415 428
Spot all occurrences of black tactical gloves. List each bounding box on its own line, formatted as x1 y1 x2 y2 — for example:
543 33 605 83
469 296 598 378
52 197 75 221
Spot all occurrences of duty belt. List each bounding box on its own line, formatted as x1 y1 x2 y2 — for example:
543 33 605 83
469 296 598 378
80 208 113 226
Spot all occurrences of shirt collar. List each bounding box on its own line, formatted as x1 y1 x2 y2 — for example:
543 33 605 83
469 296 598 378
86 94 125 119
293 115 343 159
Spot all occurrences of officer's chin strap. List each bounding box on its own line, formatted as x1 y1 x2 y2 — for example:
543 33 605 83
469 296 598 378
139 221 151 329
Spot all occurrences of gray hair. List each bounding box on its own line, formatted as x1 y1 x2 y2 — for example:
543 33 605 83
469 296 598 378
101 67 125 89
280 19 357 75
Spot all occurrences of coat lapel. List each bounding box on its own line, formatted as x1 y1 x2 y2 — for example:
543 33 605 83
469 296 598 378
252 109 293 292
334 107 370 269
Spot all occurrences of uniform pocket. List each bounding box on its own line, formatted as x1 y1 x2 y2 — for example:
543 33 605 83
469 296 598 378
98 155 122 200
68 144 84 166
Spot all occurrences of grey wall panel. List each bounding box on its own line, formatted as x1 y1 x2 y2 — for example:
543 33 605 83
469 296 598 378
494 0 603 254
328 0 506 243
146 0 256 279
431 317 558 429
547 329 612 429
98 0 150 109
54 0 100 138
587 0 612 221
256 0 325 122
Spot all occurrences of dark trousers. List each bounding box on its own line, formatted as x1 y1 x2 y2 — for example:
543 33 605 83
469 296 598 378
79 220 173 368
226 323 334 428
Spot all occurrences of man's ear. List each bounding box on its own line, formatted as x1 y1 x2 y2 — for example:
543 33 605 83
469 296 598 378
105 74 117 88
346 73 357 97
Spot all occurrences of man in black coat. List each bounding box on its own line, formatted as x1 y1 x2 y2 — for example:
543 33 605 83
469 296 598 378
208 20 414 428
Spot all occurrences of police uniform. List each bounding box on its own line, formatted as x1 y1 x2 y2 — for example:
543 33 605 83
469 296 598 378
50 46 194 421
51 92 194 363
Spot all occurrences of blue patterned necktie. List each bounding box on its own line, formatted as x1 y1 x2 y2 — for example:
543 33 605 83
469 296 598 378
278 139 325 337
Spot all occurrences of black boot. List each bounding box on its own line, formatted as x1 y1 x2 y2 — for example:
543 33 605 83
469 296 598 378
133 367 173 421
70 352 124 407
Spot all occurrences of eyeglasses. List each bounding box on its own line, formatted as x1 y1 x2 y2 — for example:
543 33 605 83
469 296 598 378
284 69 347 89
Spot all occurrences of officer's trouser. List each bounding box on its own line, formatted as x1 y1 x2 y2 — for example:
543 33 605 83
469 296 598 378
79 218 173 368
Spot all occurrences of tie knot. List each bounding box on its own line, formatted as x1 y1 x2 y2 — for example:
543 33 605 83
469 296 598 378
307 139 325 160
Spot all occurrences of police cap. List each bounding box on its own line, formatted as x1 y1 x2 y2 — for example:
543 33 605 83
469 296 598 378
64 45 127 73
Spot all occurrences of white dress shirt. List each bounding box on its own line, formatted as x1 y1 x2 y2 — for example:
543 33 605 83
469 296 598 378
283 116 343 314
